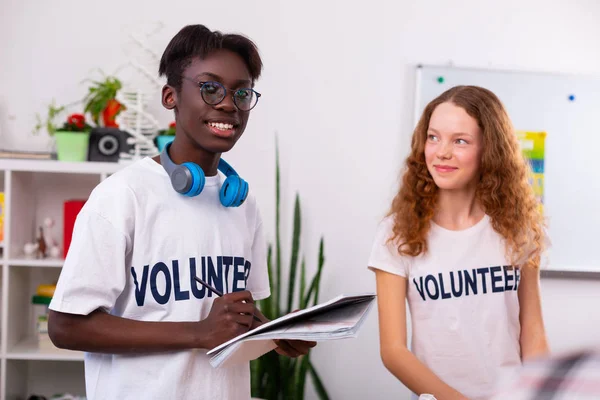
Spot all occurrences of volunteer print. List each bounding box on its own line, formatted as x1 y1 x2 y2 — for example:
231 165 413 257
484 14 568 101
130 256 251 306
413 265 520 301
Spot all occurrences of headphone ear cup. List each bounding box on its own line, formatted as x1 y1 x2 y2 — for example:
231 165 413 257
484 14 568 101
236 178 249 206
220 175 248 207
181 162 205 197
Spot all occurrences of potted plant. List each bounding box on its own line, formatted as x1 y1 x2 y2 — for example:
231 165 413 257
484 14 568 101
155 121 176 152
250 141 330 400
54 113 93 161
34 102 93 161
82 73 125 128
33 100 66 137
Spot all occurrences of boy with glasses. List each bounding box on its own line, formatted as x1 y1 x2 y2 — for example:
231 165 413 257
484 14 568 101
47 24 314 400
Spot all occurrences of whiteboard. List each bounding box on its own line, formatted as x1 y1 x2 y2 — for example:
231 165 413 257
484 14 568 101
414 65 600 273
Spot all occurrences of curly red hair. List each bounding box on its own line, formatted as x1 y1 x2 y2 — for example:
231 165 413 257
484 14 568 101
389 85 545 268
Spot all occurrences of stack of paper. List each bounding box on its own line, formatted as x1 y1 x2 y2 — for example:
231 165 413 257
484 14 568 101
207 293 376 368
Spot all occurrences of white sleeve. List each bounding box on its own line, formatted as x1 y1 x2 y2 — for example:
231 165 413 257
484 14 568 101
367 216 409 277
49 186 133 316
245 210 271 301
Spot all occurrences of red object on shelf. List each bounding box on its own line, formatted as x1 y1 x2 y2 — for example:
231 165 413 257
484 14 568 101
63 200 86 258
102 98 124 128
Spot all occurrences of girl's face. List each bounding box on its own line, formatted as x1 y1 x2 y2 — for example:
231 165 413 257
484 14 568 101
424 102 483 192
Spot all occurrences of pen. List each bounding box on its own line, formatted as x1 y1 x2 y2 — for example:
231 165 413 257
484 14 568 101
193 275 263 324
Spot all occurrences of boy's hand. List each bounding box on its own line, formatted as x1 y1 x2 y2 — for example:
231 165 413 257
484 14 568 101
250 308 317 358
198 290 257 349
274 339 317 357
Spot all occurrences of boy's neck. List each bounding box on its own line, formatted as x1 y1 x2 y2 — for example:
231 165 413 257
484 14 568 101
433 186 485 231
154 136 221 177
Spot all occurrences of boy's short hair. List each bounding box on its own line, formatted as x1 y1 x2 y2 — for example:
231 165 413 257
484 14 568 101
158 24 263 91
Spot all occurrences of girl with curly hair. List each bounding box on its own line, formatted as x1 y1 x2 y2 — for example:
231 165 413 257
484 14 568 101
368 85 549 400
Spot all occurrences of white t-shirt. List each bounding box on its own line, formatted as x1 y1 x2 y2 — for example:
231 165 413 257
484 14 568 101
368 214 523 400
49 157 270 400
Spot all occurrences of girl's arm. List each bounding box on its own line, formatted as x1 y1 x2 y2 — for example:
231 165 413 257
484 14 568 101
518 265 550 360
374 269 468 400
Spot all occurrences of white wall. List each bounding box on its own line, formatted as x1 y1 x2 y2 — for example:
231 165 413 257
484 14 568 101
2 0 600 398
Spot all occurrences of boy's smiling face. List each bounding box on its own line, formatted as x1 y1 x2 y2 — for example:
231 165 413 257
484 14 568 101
163 49 253 155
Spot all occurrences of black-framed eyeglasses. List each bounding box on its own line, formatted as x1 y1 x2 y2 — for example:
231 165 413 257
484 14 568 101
182 77 261 111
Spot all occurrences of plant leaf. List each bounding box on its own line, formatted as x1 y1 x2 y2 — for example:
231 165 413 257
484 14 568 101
275 135 282 317
283 356 296 397
302 271 318 309
313 237 325 306
294 354 311 399
257 244 275 320
309 361 331 400
286 193 301 314
298 256 306 309
250 358 261 397
301 238 325 308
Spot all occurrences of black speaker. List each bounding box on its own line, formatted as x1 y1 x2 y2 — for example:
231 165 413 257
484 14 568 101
87 128 133 162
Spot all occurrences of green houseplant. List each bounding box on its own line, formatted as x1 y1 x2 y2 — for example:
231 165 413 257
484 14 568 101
250 141 330 400
82 72 125 127
33 100 66 137
34 101 93 161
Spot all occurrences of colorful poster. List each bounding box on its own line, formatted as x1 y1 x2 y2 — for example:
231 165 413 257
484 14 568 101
517 131 546 213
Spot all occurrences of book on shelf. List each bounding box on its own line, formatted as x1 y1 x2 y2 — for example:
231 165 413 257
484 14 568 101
0 149 55 160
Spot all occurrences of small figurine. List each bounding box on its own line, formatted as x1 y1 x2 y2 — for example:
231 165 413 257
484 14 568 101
44 218 58 247
24 242 38 257
49 246 61 258
44 217 61 258
37 226 47 259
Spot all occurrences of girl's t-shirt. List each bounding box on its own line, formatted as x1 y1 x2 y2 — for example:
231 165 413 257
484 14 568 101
368 214 525 400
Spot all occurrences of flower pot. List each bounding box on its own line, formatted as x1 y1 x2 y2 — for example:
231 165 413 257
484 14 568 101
156 135 175 152
54 131 91 162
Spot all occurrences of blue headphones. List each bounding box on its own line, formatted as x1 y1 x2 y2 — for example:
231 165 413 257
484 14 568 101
160 142 249 207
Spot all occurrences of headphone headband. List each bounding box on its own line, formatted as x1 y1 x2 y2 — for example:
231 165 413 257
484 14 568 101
159 142 248 206
159 142 179 176
218 158 238 177
161 143 240 178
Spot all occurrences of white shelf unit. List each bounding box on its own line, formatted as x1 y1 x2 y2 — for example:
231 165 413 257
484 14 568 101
0 159 128 400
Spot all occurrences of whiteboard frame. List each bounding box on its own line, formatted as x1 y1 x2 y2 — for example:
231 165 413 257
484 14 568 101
413 64 600 277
